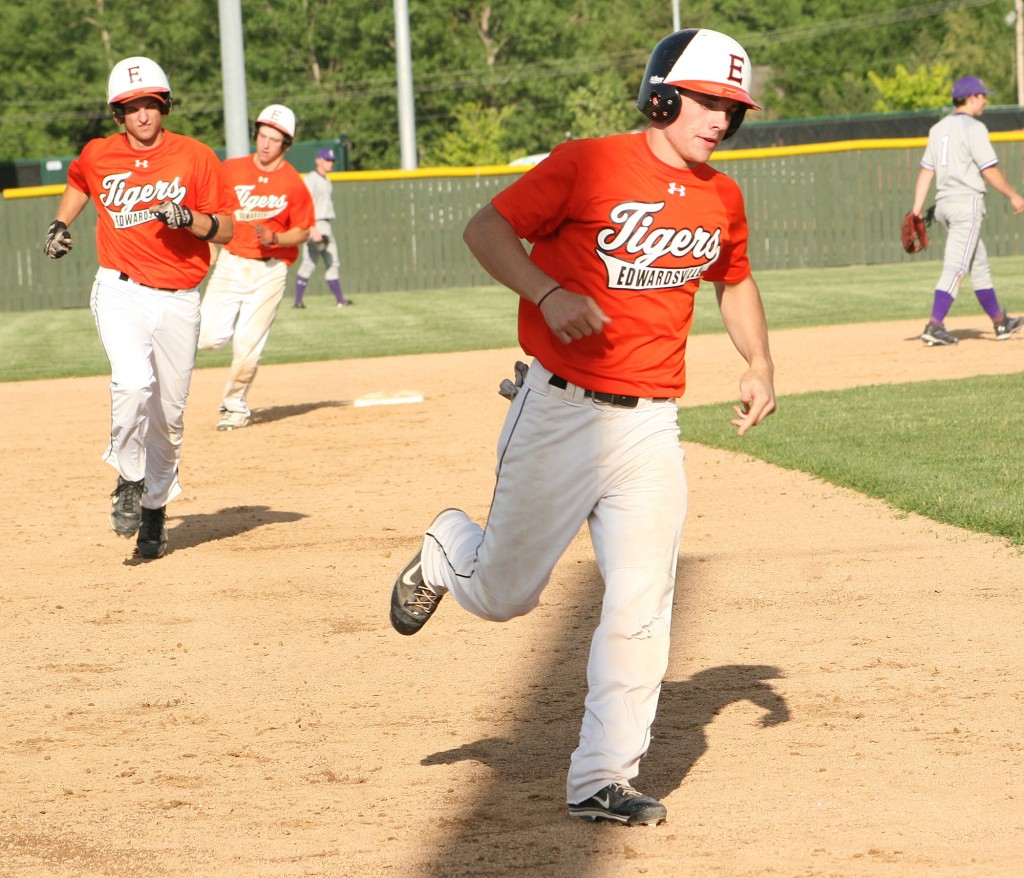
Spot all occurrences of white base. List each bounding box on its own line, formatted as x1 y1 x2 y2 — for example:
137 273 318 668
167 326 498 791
352 390 425 408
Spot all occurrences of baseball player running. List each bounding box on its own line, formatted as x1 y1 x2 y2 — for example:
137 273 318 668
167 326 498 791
44 56 235 560
912 75 1024 345
293 146 351 308
199 104 315 430
389 29 775 826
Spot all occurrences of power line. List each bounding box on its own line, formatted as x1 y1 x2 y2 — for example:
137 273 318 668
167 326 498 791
740 0 1003 46
0 0 1008 125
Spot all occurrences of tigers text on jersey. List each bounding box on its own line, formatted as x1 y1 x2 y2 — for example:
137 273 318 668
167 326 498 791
221 156 315 265
67 131 235 290
492 132 752 399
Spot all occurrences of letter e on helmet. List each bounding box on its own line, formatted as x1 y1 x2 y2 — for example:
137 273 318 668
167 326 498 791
255 104 297 144
107 56 173 118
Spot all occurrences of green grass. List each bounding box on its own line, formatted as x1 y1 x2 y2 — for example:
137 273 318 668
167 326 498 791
680 375 1024 545
0 286 520 382
5 255 1024 382
3 257 1023 545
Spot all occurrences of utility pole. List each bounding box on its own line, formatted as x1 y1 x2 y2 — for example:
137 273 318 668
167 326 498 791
394 0 418 170
1017 0 1023 105
218 0 250 158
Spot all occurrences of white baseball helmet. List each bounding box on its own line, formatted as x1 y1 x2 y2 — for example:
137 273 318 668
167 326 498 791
662 29 759 109
107 56 173 113
637 29 758 139
255 104 297 139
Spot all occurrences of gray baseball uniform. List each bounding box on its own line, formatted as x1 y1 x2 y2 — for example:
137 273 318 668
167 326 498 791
296 169 340 282
920 112 997 295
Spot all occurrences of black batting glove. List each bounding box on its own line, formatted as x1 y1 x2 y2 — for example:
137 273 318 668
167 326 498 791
44 220 73 259
149 201 194 229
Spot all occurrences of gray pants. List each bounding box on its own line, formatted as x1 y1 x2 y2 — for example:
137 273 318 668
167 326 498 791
296 233 340 282
935 195 993 295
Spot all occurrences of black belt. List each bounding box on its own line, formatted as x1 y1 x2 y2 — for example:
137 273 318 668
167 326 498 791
117 271 179 293
548 373 669 408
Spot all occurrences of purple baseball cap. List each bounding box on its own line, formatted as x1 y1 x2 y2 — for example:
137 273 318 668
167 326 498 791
952 76 993 99
316 147 336 161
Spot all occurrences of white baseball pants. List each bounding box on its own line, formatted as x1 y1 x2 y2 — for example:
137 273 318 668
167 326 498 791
90 268 201 509
420 359 687 805
199 249 288 415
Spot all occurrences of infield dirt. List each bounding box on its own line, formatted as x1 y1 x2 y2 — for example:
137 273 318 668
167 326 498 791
1 316 1021 877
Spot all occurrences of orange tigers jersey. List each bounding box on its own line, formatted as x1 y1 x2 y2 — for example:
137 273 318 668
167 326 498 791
67 130 234 290
220 156 315 265
493 132 752 399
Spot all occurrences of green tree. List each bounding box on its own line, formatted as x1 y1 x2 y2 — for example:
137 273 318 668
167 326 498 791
429 101 515 165
565 71 640 140
938 5 1017 103
2 0 1019 170
758 0 948 119
868 63 951 111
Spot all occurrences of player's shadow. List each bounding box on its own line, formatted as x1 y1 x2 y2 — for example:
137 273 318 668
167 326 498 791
124 505 307 563
641 664 789 799
251 400 349 426
420 663 789 798
950 328 994 342
413 554 789 875
908 327 990 343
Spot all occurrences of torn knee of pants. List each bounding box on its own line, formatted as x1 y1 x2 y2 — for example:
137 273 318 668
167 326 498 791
627 615 663 639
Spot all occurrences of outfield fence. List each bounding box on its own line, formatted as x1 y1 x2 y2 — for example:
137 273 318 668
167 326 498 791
4 134 1024 313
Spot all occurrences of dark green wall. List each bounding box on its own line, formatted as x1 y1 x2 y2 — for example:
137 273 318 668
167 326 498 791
4 139 1024 313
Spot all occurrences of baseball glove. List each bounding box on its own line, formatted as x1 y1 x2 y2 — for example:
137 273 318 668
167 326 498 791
901 209 931 254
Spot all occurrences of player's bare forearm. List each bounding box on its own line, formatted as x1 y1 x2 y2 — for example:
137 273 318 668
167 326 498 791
195 213 234 244
715 277 776 436
464 203 554 302
912 168 935 216
276 226 311 246
253 224 308 248
981 167 1024 214
54 186 90 227
464 203 610 343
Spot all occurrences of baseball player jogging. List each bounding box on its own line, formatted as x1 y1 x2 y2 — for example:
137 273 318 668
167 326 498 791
389 29 775 826
912 75 1024 346
44 56 235 560
293 147 351 308
199 104 315 430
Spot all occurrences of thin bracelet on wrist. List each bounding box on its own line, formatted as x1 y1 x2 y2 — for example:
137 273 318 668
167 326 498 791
536 284 561 308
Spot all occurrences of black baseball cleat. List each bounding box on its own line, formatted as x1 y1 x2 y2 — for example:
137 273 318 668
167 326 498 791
921 322 958 346
390 550 444 635
994 314 1024 340
568 783 667 826
110 476 146 537
136 506 168 560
